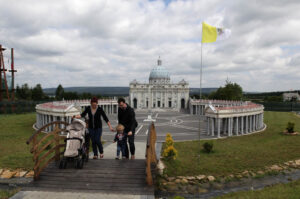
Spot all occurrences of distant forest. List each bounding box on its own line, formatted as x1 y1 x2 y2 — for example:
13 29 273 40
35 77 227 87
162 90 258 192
43 87 219 97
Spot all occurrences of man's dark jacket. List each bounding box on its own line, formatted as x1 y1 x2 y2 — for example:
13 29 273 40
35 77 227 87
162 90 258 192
118 104 138 133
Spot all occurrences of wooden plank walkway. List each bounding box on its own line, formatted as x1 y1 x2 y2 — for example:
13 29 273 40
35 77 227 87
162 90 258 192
23 159 154 195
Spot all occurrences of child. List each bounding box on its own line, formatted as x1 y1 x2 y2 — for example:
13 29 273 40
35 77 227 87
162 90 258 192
114 124 126 159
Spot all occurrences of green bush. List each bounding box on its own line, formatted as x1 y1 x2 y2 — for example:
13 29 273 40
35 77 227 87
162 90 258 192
203 141 214 153
286 122 295 133
165 136 174 148
163 145 178 160
163 133 178 160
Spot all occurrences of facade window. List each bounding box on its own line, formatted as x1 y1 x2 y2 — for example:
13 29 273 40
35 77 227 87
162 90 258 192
169 101 172 108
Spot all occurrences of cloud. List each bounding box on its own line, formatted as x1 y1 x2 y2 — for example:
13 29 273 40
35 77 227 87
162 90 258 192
0 0 300 92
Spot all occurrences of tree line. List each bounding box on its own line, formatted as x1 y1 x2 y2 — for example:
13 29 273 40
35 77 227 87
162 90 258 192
13 81 295 102
15 84 102 101
191 81 296 102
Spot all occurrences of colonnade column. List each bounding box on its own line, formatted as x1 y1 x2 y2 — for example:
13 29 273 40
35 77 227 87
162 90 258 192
227 118 231 136
61 116 65 129
262 113 264 128
256 114 260 130
250 115 253 132
211 118 215 136
47 115 50 132
235 117 239 135
43 115 45 127
246 115 249 134
223 118 227 136
241 116 244 135
253 115 256 131
217 118 221 138
207 117 210 136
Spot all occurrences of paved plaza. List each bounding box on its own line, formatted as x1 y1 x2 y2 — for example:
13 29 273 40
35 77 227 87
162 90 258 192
101 110 215 143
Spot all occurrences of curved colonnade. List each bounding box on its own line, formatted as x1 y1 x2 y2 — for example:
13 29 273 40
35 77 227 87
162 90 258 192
189 99 265 138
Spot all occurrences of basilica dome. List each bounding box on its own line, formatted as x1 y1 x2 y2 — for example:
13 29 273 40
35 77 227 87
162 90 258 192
149 59 170 83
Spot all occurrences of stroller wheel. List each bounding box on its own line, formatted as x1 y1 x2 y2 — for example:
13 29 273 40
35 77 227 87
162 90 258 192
84 154 89 162
84 152 89 162
59 159 67 169
59 160 63 169
63 160 67 169
78 158 84 169
74 159 79 169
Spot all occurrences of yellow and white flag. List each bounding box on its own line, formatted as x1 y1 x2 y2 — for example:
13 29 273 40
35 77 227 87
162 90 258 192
202 22 231 43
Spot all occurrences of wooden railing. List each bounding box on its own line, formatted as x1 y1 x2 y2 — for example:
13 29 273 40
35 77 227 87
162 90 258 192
145 122 158 186
26 121 69 180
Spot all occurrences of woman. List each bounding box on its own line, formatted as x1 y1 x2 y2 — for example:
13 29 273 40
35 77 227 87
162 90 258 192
75 97 114 159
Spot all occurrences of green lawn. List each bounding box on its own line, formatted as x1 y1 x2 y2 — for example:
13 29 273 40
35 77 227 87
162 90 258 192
0 189 19 199
0 113 36 169
214 178 300 199
163 111 300 177
0 113 100 170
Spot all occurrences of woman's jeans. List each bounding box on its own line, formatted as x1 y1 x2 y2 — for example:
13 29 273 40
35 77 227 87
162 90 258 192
89 128 103 156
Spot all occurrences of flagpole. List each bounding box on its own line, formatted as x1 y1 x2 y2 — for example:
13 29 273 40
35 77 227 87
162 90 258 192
200 41 203 100
198 25 204 162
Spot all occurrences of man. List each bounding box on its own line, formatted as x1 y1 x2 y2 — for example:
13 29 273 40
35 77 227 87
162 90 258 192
117 98 138 159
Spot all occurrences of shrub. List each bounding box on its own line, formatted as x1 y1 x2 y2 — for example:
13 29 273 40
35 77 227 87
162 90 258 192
202 141 214 153
163 145 178 160
163 133 177 160
165 133 174 147
165 136 174 148
166 133 172 139
286 122 295 133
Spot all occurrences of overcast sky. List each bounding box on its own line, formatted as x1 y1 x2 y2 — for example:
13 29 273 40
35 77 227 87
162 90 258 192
1 0 300 92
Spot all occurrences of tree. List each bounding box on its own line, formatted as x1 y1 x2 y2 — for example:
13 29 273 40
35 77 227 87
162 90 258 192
209 80 243 100
55 84 64 100
263 95 283 102
81 92 92 99
16 85 21 99
63 92 78 100
16 83 32 100
32 84 45 101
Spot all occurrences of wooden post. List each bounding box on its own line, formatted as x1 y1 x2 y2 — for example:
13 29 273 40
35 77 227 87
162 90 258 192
150 123 157 165
145 122 158 186
9 48 17 101
32 135 39 180
146 147 153 185
54 123 60 162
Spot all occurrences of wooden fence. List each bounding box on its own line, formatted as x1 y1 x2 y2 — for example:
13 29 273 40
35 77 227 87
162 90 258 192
26 121 69 180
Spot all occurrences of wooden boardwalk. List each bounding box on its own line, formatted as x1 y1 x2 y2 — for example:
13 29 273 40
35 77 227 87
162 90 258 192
25 121 158 197
24 159 154 195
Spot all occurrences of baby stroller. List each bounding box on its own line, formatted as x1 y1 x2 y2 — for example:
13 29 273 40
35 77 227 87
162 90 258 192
59 118 88 169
